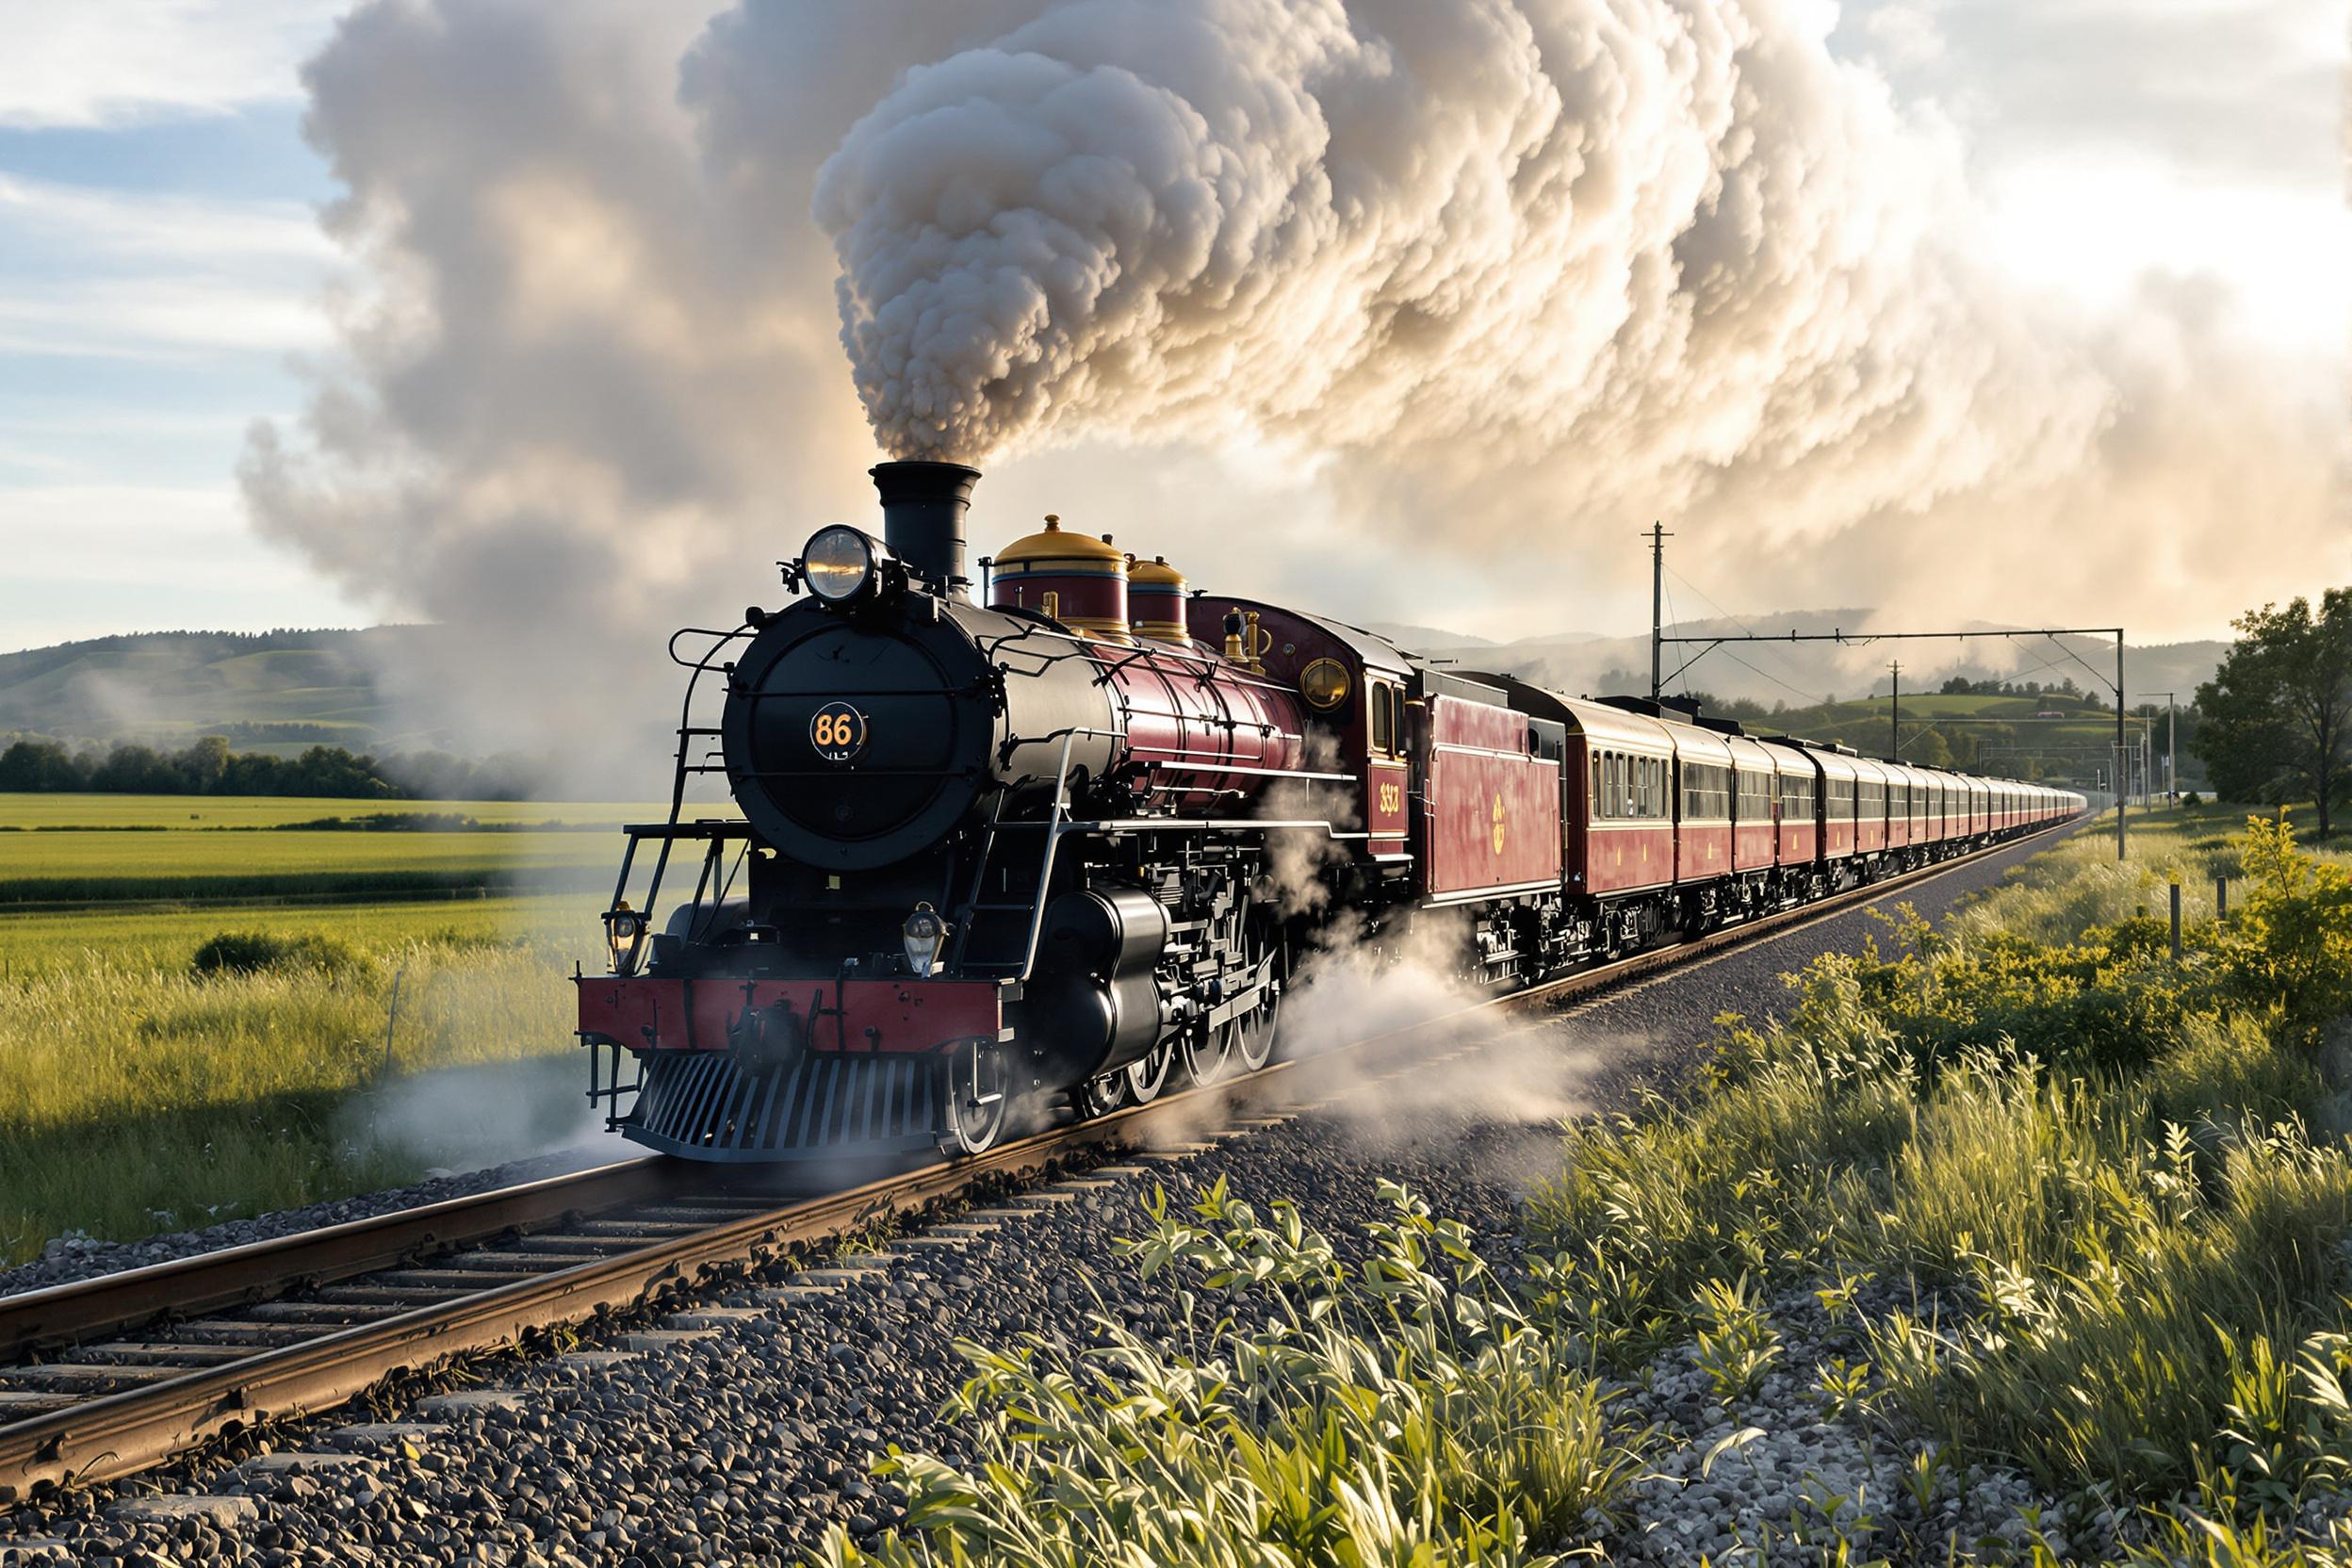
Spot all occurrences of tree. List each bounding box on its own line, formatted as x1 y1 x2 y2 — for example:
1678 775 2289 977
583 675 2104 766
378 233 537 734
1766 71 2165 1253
0 739 87 791
2193 590 2352 834
175 735 231 792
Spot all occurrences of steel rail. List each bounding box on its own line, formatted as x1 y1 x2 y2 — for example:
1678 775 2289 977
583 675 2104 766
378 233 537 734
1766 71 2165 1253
0 1160 681 1366
0 820 2076 1506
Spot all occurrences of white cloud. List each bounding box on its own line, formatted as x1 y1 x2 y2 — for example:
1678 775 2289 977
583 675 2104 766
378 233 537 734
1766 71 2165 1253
1983 153 2352 352
0 176 336 359
0 277 332 359
0 483 368 648
0 175 335 261
0 0 350 127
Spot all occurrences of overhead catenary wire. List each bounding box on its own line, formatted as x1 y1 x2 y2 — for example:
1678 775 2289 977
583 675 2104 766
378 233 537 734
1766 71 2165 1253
1664 566 1835 706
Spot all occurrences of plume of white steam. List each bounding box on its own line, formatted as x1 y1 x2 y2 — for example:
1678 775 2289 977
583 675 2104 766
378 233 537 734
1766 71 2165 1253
1272 911 1617 1155
1253 730 1358 918
335 1054 605 1174
814 0 2101 537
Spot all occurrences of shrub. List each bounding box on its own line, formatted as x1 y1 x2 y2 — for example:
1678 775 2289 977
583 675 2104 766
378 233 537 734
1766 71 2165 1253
819 1180 1647 1566
2217 814 2352 1045
190 930 373 980
1525 812 2352 1505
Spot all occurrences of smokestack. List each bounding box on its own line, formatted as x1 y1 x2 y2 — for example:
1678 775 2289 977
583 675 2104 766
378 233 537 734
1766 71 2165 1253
870 460 979 599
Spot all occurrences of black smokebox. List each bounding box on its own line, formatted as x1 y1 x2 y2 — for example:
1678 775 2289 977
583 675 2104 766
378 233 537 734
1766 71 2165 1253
870 460 980 600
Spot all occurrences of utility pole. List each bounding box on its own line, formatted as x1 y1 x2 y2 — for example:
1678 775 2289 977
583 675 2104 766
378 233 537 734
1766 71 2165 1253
1647 522 1672 701
2146 693 2177 802
2116 636 2128 859
1888 660 1901 758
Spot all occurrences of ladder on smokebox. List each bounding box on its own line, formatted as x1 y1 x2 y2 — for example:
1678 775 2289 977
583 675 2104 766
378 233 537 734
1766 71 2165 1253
942 730 1102 980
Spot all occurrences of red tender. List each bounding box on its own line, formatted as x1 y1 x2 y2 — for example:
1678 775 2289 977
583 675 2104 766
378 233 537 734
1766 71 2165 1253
1420 693 1563 897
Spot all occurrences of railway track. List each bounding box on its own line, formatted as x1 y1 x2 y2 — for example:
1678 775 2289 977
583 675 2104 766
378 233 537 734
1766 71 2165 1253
0 822 2074 1509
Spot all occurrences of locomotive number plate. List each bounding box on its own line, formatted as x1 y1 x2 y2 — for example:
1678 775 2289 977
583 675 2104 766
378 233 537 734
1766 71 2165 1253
809 701 869 763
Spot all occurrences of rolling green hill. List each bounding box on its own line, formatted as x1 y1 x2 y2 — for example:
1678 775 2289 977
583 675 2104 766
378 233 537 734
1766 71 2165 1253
1687 688 2199 789
0 629 433 756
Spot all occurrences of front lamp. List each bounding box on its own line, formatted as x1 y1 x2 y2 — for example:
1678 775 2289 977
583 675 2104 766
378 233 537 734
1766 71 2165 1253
802 525 882 605
902 901 950 978
604 901 649 976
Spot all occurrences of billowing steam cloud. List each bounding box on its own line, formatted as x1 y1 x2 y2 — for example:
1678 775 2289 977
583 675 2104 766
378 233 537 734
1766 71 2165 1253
814 0 2101 525
243 0 2342 778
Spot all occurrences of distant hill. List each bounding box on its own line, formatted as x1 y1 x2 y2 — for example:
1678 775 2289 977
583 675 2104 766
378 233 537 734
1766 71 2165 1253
1361 621 1500 651
1383 613 2226 721
0 629 441 758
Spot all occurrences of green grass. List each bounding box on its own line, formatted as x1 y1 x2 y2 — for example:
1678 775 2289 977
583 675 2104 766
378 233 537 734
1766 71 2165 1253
0 891 605 1265
0 894 576 982
0 825 617 904
0 792 681 905
820 1181 1646 1567
0 792 656 829
0 792 698 1263
1948 798 2352 950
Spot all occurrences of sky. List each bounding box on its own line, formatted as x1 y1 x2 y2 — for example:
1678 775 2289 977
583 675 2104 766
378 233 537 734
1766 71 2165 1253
0 0 2345 663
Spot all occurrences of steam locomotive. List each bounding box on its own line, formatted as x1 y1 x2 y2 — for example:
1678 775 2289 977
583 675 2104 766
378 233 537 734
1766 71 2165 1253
576 463 2083 1161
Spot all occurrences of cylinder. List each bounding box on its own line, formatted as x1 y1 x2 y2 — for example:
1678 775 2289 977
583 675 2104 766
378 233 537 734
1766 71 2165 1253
871 461 979 599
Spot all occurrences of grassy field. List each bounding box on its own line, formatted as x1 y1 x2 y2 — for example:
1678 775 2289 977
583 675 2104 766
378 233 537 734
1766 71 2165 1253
1514 801 2352 1556
0 891 604 1265
0 825 618 904
0 792 650 829
0 792 682 904
0 793 657 1264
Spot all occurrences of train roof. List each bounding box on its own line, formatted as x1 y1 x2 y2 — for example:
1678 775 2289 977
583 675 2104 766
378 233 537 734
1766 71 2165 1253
1196 598 1417 675
1289 609 1415 673
1460 673 1735 762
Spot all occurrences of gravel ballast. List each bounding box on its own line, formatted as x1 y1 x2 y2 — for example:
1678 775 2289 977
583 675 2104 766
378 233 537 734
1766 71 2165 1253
0 832 2097 1565
0 1152 614 1302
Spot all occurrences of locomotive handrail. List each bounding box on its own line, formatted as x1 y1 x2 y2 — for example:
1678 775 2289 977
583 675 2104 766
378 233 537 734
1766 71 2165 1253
667 624 753 671
976 619 1306 700
1122 760 1353 782
632 618 757 939
1012 727 1119 981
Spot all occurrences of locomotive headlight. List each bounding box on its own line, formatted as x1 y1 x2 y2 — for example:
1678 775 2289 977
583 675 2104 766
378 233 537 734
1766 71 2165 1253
802 525 880 604
603 901 649 976
902 901 949 978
